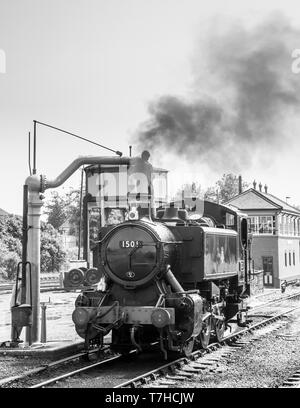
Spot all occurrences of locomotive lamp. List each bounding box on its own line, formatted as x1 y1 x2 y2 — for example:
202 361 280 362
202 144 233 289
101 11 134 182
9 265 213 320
66 268 85 287
72 307 96 328
128 207 139 220
85 268 102 286
151 308 171 328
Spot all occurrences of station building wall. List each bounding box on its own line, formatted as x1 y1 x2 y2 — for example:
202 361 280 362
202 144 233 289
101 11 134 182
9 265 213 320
251 235 279 287
251 235 300 288
277 237 300 286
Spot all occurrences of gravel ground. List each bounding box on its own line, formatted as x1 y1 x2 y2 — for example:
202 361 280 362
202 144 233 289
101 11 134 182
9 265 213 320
0 290 79 381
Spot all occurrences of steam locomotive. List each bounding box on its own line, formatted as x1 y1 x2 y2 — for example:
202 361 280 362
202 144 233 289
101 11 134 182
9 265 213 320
66 153 251 359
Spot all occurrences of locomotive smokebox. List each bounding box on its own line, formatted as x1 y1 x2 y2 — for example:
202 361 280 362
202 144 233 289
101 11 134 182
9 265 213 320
100 220 178 288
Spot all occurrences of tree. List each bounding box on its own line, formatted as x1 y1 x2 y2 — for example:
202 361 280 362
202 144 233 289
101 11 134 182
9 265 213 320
44 191 69 230
204 187 218 203
173 175 249 207
0 214 22 256
0 214 67 280
65 189 81 235
40 222 66 272
0 215 23 281
0 241 21 281
204 174 249 204
44 189 81 234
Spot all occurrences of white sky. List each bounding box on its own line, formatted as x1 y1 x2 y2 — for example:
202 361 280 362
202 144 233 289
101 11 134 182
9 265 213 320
1 0 300 214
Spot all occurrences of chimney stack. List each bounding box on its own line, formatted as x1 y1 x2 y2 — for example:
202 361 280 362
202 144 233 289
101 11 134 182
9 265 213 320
238 175 242 195
253 180 257 190
259 182 262 192
264 184 268 194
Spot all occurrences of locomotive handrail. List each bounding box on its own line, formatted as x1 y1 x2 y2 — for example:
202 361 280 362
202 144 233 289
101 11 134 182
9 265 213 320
155 294 165 308
96 301 119 319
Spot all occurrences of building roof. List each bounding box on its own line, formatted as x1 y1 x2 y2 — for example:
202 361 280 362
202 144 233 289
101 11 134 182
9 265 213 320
226 188 300 216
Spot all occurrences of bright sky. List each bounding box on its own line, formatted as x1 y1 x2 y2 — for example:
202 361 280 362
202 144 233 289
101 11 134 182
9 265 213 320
1 0 300 214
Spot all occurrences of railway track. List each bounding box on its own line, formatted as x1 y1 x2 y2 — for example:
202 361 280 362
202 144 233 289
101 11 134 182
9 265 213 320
1 290 300 388
30 353 123 388
115 296 300 388
0 275 64 294
247 289 300 312
0 346 122 388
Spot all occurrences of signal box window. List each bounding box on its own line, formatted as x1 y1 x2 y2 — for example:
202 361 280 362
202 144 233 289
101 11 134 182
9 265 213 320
293 251 295 266
248 216 274 234
285 252 287 267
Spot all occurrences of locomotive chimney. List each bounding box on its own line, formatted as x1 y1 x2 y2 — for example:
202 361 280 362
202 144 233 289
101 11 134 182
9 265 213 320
238 175 242 195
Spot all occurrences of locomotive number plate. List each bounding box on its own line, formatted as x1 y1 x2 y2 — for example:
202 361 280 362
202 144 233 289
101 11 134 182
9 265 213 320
119 240 143 248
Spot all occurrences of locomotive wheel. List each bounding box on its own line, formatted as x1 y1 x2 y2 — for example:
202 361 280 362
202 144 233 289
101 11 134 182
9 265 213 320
213 316 226 342
182 338 195 357
198 316 211 349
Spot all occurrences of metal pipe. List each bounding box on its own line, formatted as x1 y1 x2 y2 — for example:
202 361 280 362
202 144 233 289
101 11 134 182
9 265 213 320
165 267 184 293
28 132 32 176
78 167 84 260
26 188 42 344
21 185 28 304
33 121 37 175
130 326 142 352
41 303 47 343
42 156 130 191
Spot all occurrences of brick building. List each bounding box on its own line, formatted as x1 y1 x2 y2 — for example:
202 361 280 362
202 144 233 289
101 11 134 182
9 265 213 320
226 183 300 288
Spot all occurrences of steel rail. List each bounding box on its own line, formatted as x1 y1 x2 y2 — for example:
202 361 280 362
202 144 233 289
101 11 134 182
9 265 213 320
0 346 111 387
30 354 122 388
248 290 300 312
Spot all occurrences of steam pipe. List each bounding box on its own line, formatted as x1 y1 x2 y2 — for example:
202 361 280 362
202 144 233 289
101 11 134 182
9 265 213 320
165 267 184 293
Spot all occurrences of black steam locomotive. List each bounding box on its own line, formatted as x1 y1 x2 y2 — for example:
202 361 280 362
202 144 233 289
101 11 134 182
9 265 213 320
66 153 251 359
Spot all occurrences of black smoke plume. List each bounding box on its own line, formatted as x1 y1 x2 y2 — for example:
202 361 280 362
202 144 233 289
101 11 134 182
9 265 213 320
134 13 300 170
